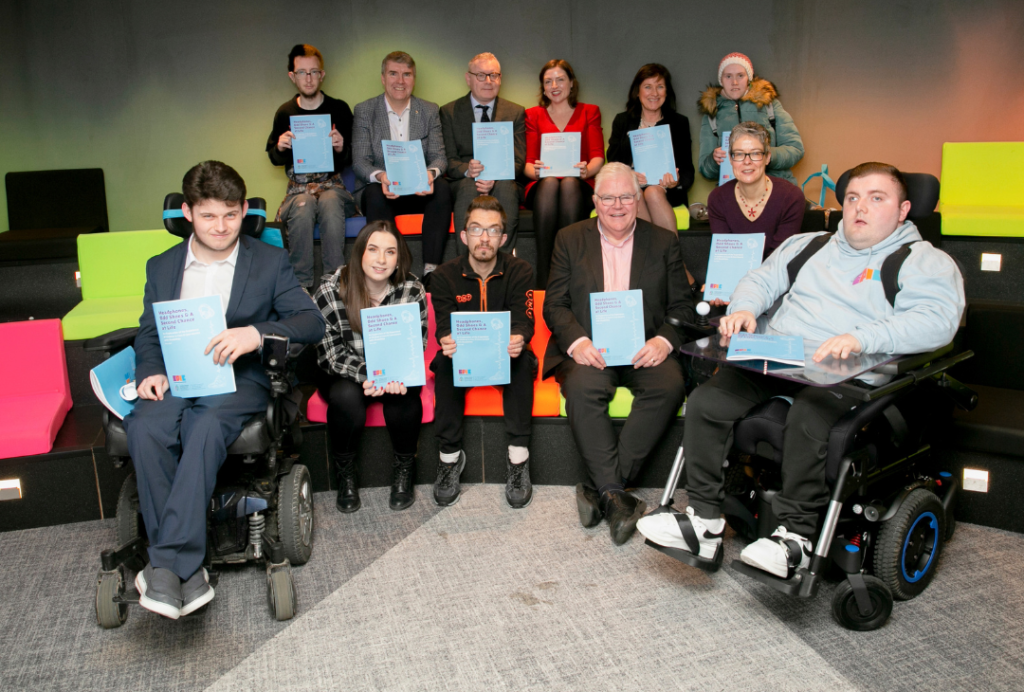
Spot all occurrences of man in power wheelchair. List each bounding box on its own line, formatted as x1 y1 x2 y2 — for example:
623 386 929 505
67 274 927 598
91 161 325 627
637 162 973 630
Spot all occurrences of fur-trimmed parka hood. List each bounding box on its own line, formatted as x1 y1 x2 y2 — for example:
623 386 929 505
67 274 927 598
698 77 779 117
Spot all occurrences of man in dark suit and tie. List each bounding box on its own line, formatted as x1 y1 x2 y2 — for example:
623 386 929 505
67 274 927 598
124 161 325 620
352 51 451 277
543 162 693 546
440 52 526 252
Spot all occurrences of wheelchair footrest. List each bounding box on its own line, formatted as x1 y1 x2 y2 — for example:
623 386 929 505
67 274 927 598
730 560 820 598
645 539 723 573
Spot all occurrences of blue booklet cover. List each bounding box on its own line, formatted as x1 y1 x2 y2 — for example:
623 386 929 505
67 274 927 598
360 303 426 388
289 114 334 174
90 346 137 420
382 140 431 195
628 125 676 185
590 290 645 367
153 295 236 398
718 131 734 186
540 132 582 178
704 233 766 302
472 123 515 181
451 312 511 387
726 332 805 366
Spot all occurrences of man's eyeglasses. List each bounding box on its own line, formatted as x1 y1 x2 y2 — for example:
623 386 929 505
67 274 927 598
466 225 503 237
730 150 767 162
468 71 501 82
293 69 324 79
596 194 637 206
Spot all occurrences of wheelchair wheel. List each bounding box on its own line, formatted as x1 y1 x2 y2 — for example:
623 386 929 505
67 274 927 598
116 473 142 546
831 575 893 631
267 567 296 621
874 489 945 600
95 566 129 629
278 464 313 566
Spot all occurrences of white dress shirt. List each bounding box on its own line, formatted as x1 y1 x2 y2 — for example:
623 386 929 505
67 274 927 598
469 94 496 123
180 235 239 312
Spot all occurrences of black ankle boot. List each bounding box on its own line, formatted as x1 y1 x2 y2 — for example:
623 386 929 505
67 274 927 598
390 454 416 510
332 452 360 513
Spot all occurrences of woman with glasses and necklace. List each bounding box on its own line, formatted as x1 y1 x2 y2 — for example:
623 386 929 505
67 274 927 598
311 220 427 514
606 63 694 233
524 59 605 288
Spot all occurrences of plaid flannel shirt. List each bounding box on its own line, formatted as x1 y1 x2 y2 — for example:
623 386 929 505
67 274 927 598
314 268 427 382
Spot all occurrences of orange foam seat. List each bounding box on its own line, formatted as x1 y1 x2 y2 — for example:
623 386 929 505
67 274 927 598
394 214 456 236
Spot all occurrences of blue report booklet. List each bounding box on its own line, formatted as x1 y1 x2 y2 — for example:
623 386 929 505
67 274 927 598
289 114 334 174
382 140 431 195
726 333 805 366
154 295 236 398
472 123 515 181
540 132 581 177
590 290 645 367
628 125 676 185
89 346 137 420
704 233 765 302
451 312 511 387
360 303 426 388
718 132 734 186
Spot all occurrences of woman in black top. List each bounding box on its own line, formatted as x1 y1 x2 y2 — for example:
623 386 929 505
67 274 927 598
607 64 695 233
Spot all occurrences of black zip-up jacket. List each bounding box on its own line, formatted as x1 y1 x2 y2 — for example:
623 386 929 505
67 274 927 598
430 251 535 345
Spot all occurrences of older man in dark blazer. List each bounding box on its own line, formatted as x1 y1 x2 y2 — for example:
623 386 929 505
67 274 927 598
544 162 693 545
352 51 451 274
440 52 526 252
124 161 325 620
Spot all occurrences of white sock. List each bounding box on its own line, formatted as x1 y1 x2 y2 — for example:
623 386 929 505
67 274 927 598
440 450 461 465
424 263 438 274
508 445 529 465
702 516 726 534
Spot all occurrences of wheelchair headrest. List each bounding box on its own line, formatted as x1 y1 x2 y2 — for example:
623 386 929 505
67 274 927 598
162 193 267 239
834 171 940 222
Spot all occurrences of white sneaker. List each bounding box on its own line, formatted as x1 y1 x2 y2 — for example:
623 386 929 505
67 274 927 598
740 526 813 579
637 506 723 560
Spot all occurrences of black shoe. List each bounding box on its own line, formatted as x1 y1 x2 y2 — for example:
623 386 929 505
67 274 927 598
575 483 602 528
390 454 416 510
505 456 533 509
332 452 360 513
179 567 214 616
601 490 647 545
433 451 466 506
135 564 182 620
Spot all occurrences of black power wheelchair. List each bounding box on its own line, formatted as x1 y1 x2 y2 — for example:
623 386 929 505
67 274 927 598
647 172 979 631
89 195 314 628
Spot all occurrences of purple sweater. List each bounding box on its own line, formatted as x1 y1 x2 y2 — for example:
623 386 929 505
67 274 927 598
708 176 805 256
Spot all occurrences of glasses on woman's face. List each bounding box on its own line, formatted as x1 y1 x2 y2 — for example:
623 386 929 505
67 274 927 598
730 150 767 162
466 225 503 237
597 194 637 206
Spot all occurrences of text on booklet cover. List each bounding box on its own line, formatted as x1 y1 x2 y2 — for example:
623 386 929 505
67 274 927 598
153 295 237 398
590 290 645 367
451 312 511 387
540 132 581 178
704 233 765 302
472 123 516 181
360 303 426 388
726 333 805 366
90 346 137 420
289 114 334 174
718 132 734 186
628 125 676 185
382 140 431 195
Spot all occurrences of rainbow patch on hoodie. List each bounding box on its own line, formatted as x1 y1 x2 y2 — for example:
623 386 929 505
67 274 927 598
852 268 882 286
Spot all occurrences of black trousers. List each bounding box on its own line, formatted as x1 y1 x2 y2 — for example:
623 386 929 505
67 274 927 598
556 357 685 489
526 177 594 288
314 373 422 457
431 349 537 454
361 177 453 265
684 367 856 537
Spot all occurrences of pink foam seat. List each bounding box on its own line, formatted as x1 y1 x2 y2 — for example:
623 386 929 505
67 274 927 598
0 319 73 459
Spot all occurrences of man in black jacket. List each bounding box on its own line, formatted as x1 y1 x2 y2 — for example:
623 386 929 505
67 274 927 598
428 196 536 508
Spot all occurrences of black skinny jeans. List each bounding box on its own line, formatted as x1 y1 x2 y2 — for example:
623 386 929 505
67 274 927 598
314 373 422 457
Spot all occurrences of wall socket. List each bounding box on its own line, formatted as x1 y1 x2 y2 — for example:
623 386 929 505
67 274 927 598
980 253 1002 272
0 478 22 501
963 468 989 492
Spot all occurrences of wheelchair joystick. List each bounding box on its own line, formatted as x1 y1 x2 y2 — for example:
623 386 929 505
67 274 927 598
695 301 710 328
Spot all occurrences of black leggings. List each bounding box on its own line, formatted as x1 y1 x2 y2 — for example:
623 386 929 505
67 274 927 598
315 375 422 456
527 177 594 288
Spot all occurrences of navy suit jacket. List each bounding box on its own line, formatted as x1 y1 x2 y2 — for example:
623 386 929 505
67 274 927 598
134 234 326 390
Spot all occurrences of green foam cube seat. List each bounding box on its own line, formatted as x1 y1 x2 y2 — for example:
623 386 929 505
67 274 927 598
940 142 1024 238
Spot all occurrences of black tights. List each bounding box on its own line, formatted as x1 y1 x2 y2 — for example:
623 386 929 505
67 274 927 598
528 177 594 288
315 375 422 456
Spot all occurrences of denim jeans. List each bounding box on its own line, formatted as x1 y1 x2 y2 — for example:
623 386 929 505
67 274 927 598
280 187 356 287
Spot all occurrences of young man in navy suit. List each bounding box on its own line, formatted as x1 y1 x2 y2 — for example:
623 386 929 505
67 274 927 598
123 161 325 620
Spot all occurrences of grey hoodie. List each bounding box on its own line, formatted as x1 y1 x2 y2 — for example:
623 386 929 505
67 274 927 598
727 221 964 355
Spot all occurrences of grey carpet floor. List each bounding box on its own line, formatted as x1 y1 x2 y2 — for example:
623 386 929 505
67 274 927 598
1 484 1023 692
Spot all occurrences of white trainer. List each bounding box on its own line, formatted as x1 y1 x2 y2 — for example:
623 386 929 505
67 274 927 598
637 506 723 560
740 526 813 579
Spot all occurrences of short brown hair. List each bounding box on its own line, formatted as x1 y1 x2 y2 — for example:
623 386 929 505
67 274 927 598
182 161 246 209
538 59 579 108
382 51 416 74
729 121 771 153
847 162 908 203
465 196 507 231
288 44 323 72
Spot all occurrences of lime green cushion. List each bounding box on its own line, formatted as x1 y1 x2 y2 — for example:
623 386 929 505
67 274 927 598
559 387 635 418
940 143 1024 237
588 205 690 231
940 205 1024 238
62 296 145 340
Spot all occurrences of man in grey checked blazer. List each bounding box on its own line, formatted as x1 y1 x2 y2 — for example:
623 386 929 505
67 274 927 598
440 52 526 252
352 51 451 273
